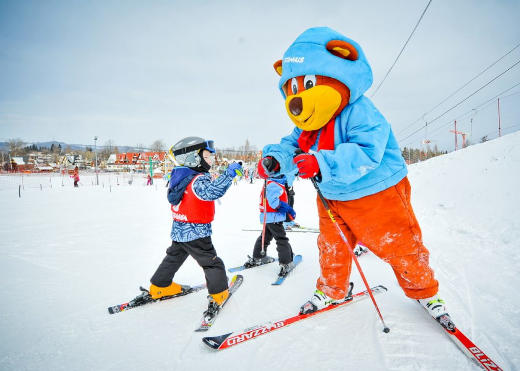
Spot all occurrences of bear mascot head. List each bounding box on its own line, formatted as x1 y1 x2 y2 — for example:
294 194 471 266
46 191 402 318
273 27 373 152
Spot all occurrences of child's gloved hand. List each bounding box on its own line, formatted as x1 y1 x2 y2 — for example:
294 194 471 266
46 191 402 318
293 153 320 179
257 156 280 179
278 201 296 220
227 162 243 177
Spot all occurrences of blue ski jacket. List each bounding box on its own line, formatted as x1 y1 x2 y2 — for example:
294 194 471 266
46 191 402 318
263 27 407 201
260 177 289 224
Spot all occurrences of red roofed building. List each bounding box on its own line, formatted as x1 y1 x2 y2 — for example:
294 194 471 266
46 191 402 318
115 152 141 165
139 152 167 163
107 152 170 173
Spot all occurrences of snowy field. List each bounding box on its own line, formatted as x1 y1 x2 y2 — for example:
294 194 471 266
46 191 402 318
1 132 519 370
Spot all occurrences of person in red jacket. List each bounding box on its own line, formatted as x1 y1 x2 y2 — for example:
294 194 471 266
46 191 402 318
72 166 80 187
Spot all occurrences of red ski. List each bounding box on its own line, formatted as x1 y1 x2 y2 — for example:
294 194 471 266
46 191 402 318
202 285 387 350
435 314 502 370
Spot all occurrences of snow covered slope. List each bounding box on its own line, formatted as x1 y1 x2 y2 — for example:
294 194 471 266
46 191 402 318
0 132 519 370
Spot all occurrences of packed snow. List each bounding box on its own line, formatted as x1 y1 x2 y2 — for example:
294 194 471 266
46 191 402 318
1 132 519 370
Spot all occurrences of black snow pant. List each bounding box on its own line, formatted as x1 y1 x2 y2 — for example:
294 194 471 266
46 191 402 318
253 222 293 264
285 186 295 222
150 237 228 295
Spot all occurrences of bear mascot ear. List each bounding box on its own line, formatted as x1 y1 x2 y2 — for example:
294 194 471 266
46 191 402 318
273 60 283 76
326 40 359 61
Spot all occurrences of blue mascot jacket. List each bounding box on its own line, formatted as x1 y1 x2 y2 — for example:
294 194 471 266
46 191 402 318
263 27 407 201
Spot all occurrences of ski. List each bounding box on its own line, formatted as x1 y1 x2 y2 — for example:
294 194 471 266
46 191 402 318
242 226 319 233
285 225 320 233
202 284 387 350
107 283 206 314
228 256 277 273
429 313 502 370
272 254 303 285
195 274 244 332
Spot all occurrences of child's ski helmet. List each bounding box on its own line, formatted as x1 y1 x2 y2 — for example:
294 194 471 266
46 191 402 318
169 136 215 168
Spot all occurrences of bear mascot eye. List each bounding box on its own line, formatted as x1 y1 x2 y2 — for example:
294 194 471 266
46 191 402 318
291 78 299 95
304 75 316 90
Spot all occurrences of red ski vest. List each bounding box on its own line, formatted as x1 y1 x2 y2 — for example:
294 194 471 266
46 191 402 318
259 180 288 213
171 175 215 223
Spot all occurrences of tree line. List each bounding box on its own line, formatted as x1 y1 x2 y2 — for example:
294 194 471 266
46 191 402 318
401 145 448 164
1 138 169 164
6 138 456 168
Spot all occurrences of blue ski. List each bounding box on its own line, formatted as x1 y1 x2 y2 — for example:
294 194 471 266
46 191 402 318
272 254 302 285
228 256 277 273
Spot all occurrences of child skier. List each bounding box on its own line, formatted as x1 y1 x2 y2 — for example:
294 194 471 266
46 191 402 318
243 158 295 276
148 136 242 317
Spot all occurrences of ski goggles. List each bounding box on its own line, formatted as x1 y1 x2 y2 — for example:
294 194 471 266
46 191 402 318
170 140 216 157
205 140 215 154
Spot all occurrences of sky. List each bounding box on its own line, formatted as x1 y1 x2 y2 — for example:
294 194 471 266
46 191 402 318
1 0 519 151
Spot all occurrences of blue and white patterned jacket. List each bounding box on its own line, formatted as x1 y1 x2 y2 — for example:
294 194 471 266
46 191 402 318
168 167 233 242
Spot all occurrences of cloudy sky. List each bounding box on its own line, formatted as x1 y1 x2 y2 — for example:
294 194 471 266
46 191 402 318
1 0 519 151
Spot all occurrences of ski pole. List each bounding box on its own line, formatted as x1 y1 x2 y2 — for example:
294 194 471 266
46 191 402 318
295 150 390 333
260 178 268 256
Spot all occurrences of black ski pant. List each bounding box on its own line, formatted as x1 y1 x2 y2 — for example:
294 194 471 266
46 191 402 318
253 222 293 264
150 237 228 295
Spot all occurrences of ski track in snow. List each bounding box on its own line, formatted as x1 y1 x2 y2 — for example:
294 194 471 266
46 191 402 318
1 132 519 370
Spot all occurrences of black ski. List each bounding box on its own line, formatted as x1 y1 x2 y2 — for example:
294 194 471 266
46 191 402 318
107 284 205 314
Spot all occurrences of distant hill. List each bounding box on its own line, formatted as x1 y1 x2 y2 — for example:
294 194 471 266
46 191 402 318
0 141 146 153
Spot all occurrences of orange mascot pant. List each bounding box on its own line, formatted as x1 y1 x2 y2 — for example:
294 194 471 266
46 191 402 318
316 177 438 300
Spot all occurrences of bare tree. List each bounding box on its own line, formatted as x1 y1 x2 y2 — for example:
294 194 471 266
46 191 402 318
100 139 115 161
151 140 165 152
104 139 115 153
83 149 95 164
8 138 25 156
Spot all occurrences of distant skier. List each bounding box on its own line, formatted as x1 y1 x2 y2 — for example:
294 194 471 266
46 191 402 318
146 174 152 186
148 136 242 317
72 166 80 187
242 159 295 276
